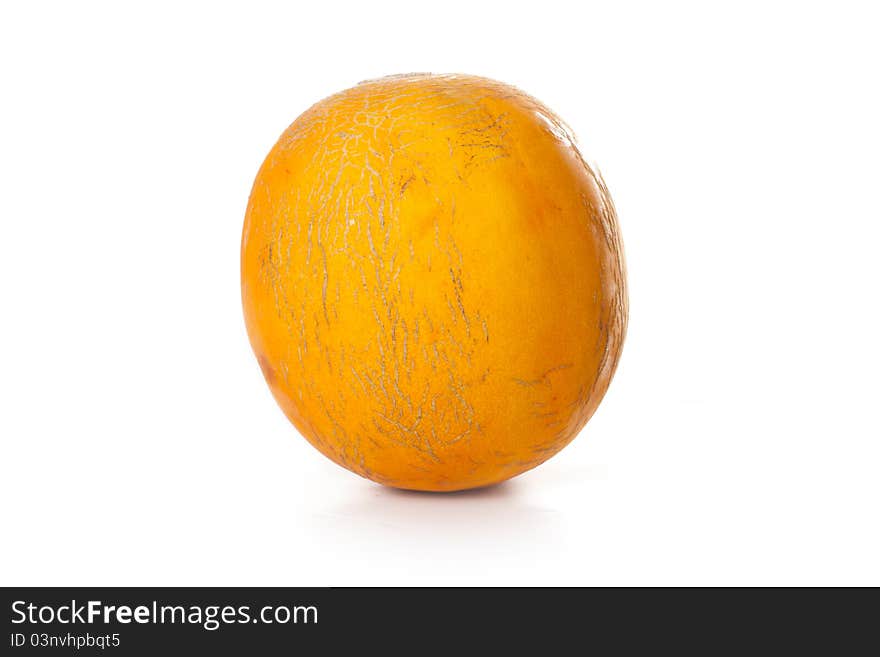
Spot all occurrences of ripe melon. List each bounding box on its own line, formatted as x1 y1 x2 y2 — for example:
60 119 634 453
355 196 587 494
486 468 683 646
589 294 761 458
241 73 627 491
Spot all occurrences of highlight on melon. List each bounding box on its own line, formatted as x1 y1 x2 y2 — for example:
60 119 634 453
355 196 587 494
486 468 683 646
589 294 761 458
241 73 627 492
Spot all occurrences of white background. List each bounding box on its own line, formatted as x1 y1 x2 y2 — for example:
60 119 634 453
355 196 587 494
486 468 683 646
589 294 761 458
2 1 878 586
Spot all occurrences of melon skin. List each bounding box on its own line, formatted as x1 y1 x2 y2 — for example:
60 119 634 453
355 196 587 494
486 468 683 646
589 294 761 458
241 74 627 491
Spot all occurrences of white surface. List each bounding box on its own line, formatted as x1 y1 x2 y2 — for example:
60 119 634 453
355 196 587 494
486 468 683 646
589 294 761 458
1 1 878 586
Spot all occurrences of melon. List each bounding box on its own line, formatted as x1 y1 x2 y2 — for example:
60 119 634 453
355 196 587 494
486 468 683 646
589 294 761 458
241 73 627 491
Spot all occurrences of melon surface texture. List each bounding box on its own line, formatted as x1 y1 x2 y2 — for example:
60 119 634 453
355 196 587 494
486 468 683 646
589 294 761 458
241 73 627 491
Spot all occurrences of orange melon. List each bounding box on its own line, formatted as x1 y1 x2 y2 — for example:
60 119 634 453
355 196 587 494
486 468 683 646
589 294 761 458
241 73 627 491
